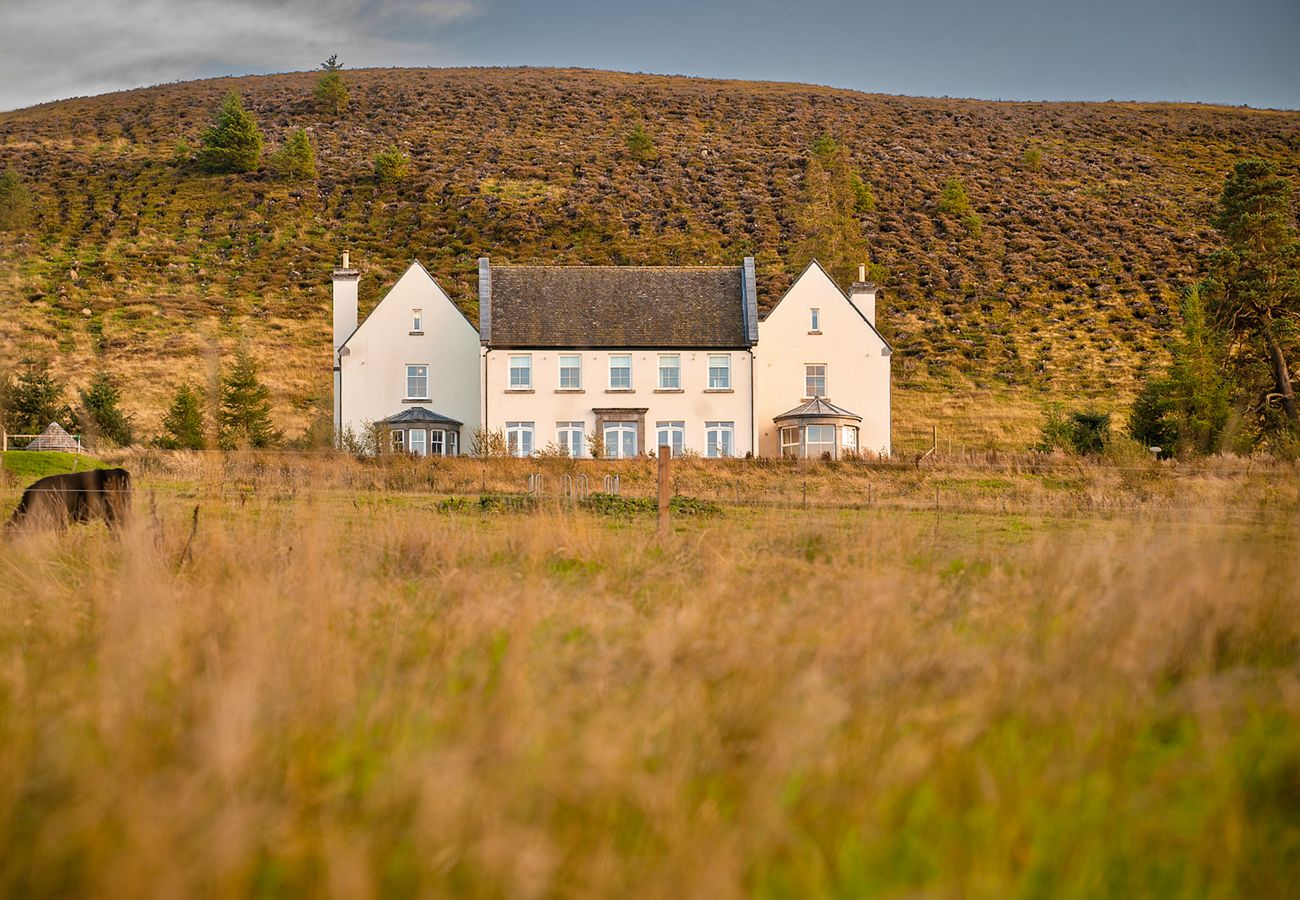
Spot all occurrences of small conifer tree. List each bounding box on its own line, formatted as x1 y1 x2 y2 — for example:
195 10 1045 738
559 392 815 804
7 362 75 434
78 372 134 447
271 128 317 179
0 169 33 230
625 124 656 161
314 55 350 116
373 145 411 184
157 384 207 450
218 348 282 449
197 92 264 174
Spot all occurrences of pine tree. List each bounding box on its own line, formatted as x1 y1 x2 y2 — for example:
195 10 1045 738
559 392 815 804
1204 159 1300 432
78 372 134 447
0 169 33 230
373 145 410 184
7 362 74 434
197 92 264 174
314 55 350 116
791 135 880 287
218 349 281 449
156 384 207 450
271 128 317 179
625 124 656 161
938 177 982 235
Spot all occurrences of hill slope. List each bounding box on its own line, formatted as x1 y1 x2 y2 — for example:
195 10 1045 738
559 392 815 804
2 67 1298 447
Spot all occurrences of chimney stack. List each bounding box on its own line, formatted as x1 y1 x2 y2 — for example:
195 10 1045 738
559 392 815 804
848 263 878 326
333 251 359 352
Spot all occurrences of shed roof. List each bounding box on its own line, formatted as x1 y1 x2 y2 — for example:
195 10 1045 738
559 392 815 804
485 264 750 348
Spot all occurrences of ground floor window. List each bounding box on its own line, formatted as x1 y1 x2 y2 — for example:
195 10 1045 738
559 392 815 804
603 422 638 459
805 424 836 459
841 426 859 455
557 421 585 458
656 421 685 457
780 426 800 459
430 429 444 456
408 428 428 456
705 421 734 458
507 421 535 457
390 429 405 453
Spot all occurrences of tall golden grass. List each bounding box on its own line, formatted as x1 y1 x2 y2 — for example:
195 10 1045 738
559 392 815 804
0 457 1297 897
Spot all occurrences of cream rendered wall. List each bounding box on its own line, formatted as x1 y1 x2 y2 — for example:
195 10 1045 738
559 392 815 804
754 263 891 457
338 262 482 444
484 349 755 456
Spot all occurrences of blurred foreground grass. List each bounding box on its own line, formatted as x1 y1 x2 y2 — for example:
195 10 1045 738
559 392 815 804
0 456 1297 897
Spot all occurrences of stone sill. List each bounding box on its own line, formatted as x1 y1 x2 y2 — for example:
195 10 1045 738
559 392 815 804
409 331 424 336
654 388 684 394
554 388 585 394
807 330 822 335
402 398 432 404
704 388 734 393
505 389 535 394
605 389 636 394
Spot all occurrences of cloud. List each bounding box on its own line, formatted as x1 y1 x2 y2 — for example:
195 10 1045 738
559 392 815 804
0 0 482 111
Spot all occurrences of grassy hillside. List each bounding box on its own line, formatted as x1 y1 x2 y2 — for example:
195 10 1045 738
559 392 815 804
2 67 1298 447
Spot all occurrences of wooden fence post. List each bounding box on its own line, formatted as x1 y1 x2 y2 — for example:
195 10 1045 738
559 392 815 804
658 445 671 538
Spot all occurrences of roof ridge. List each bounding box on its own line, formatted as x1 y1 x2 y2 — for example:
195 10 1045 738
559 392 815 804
493 264 737 270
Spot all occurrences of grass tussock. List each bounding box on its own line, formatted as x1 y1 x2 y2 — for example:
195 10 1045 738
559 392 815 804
0 457 1297 897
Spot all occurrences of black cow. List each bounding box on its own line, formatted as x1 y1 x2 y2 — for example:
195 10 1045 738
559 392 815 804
6 468 132 530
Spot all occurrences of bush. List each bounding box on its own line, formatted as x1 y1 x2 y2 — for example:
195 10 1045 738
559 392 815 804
0 169 33 230
471 427 509 458
1021 145 1044 171
196 92 263 174
270 129 317 179
1038 408 1111 455
624 124 656 161
373 145 410 184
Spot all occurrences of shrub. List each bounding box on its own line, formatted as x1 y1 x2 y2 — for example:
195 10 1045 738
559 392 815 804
0 169 33 230
196 92 263 174
624 124 656 161
1021 145 1044 171
78 372 135 447
1038 408 1111 455
373 145 410 184
270 129 317 179
471 427 508 458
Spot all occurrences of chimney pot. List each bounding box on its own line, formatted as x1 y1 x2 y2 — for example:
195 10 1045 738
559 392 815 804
342 251 350 269
858 264 866 282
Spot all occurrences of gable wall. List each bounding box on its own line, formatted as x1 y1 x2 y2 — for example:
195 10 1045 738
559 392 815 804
754 266 891 457
338 264 481 443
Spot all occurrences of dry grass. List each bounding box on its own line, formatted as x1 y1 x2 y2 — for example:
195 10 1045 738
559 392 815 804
1 455 1298 897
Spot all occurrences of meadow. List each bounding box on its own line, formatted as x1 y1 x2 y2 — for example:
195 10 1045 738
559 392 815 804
1 452 1298 897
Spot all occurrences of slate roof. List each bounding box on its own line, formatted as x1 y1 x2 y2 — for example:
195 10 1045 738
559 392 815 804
485 265 751 348
773 398 863 422
378 407 463 426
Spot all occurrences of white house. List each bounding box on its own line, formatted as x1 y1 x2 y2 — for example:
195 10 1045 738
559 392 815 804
332 254 890 458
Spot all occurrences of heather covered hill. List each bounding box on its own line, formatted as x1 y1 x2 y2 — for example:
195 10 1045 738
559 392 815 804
1 67 1297 444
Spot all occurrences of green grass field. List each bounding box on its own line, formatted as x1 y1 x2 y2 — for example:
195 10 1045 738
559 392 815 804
0 453 1296 897
0 449 107 479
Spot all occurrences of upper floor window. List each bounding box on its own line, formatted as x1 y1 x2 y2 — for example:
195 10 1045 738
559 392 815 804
658 354 681 390
506 422 535 457
559 354 582 390
805 364 827 398
810 308 820 332
609 354 632 390
706 421 735 458
509 354 532 390
411 309 423 333
406 364 429 399
656 421 685 457
708 354 731 390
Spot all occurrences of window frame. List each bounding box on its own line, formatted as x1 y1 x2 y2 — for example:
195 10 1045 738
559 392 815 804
603 421 638 459
556 421 585 458
430 429 445 456
508 354 533 390
780 426 801 459
810 307 820 332
405 364 429 400
408 428 428 456
805 364 827 399
707 354 731 390
655 421 685 457
658 354 681 390
411 308 423 333
506 421 535 458
609 354 632 390
806 424 836 459
841 425 859 455
390 429 405 453
558 354 583 390
705 421 735 458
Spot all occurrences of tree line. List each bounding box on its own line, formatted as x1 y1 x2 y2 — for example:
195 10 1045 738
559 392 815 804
0 347 282 451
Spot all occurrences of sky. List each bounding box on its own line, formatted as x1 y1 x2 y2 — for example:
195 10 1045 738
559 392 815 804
1 0 1298 112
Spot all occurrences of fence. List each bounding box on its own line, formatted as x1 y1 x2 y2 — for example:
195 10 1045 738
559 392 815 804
2 432 84 454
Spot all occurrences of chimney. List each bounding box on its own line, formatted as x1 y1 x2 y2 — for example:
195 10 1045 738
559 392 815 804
333 251 359 352
477 256 492 345
848 263 878 327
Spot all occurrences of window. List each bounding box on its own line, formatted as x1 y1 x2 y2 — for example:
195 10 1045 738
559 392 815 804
559 354 582 390
447 431 459 456
557 421 585 458
509 354 532 390
810 308 820 332
708 355 731 390
390 429 405 452
412 309 423 332
609 354 632 390
780 426 801 459
806 425 835 459
408 428 427 456
706 421 734 458
406 364 428 399
841 426 859 455
658 354 681 389
603 422 638 459
506 422 535 457
430 430 445 456
656 421 685 457
805 364 827 398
